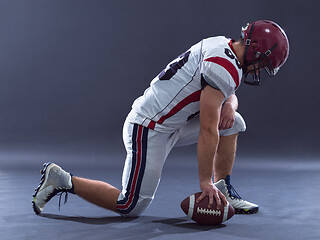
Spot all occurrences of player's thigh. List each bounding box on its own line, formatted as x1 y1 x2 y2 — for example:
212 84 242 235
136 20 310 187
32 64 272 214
174 116 200 147
174 112 246 147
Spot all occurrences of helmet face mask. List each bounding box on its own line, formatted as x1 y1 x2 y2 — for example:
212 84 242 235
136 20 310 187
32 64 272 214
241 20 289 86
243 51 276 85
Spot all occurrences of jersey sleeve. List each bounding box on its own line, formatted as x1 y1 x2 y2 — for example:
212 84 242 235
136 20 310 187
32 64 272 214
200 51 240 99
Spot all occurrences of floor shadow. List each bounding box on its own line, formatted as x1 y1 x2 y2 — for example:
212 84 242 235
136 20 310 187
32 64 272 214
40 213 138 225
40 213 225 230
152 217 226 230
38 214 228 240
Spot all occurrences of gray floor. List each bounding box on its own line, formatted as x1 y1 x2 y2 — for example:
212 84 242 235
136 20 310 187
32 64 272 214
1 151 320 240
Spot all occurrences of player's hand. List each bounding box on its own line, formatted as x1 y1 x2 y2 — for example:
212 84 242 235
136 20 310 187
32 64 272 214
197 180 228 210
219 102 236 130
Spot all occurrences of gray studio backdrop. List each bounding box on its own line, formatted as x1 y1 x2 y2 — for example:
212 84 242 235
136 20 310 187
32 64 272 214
0 0 318 167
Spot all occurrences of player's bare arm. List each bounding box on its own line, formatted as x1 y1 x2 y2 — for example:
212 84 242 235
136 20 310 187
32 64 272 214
196 85 228 209
219 93 238 130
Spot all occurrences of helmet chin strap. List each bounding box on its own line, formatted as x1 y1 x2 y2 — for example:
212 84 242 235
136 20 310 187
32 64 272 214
243 70 261 86
242 22 261 86
243 48 261 86
242 60 262 86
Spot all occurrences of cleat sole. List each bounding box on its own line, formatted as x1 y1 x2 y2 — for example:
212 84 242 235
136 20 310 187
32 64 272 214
235 207 259 214
32 200 41 215
32 162 54 214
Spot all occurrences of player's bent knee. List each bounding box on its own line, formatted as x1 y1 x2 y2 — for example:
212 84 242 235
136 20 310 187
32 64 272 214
234 112 246 132
117 193 153 217
219 112 246 136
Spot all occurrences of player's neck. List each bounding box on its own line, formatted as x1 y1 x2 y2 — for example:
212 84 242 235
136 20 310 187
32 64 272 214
231 41 245 66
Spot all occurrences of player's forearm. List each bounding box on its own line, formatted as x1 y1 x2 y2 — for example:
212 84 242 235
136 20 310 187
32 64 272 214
224 93 238 111
197 128 219 183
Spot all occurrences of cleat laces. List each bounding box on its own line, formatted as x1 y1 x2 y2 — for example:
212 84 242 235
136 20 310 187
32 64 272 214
225 175 242 200
57 191 69 211
227 184 242 200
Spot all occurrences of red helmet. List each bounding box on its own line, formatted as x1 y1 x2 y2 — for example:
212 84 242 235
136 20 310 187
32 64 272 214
241 20 290 85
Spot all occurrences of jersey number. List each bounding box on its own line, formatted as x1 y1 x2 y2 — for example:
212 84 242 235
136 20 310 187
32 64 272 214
224 48 241 69
159 51 191 80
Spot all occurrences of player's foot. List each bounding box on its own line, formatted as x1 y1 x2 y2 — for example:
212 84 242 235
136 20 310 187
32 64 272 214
214 175 259 214
32 162 74 214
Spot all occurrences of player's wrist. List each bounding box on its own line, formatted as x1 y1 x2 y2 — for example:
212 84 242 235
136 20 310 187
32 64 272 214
223 101 236 111
199 178 214 187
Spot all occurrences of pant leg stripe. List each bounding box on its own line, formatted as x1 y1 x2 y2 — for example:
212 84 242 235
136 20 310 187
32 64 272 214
117 124 138 205
117 125 143 211
123 127 148 213
117 125 148 214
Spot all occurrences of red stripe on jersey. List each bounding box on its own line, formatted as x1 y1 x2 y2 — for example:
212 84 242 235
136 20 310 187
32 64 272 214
157 90 201 124
204 57 239 88
117 125 143 209
147 120 156 130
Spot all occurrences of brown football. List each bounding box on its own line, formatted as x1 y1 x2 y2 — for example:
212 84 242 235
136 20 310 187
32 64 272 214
181 192 235 225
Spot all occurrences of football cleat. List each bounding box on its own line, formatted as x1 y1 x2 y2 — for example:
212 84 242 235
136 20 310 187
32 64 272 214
32 162 74 214
214 175 259 214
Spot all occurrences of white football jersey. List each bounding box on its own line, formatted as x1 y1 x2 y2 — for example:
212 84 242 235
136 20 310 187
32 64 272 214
127 36 243 133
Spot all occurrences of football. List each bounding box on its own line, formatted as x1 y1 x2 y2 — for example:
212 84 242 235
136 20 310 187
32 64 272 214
180 192 235 225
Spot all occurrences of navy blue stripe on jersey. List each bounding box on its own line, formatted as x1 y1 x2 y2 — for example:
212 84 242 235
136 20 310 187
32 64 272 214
117 124 148 214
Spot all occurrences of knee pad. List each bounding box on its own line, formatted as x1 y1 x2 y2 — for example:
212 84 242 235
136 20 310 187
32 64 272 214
219 112 246 136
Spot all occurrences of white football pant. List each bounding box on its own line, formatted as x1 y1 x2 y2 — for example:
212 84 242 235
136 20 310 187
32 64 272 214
116 112 246 217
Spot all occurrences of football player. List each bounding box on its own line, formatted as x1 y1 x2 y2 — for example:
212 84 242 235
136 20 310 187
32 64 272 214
32 20 289 216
